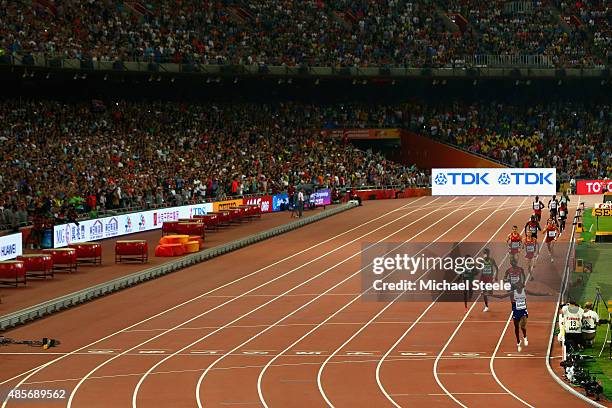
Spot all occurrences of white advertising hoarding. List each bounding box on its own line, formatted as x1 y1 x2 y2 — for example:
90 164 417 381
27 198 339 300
432 168 557 196
53 202 213 248
0 232 23 261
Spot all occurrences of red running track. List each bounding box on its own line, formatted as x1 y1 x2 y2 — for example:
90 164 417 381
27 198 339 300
0 196 597 407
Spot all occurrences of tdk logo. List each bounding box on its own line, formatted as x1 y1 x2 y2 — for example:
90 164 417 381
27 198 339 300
439 172 490 185
509 172 553 185
435 171 553 185
432 168 556 196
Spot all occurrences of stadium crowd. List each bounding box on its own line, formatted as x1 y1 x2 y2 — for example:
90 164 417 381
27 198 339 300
408 100 612 182
0 99 420 230
1 97 610 230
1 0 608 67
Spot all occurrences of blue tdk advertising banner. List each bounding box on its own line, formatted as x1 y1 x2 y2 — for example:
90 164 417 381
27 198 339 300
432 168 556 196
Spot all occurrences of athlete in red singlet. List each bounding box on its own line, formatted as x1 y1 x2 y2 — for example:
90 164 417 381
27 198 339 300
524 215 542 239
523 230 538 279
503 257 526 289
544 218 560 262
506 225 522 262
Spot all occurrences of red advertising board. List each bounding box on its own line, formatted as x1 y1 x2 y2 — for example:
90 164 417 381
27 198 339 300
243 196 273 213
323 129 401 140
576 180 612 195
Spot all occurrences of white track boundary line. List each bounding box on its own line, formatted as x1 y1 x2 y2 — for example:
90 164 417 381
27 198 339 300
195 197 483 408
184 199 490 407
137 200 501 407
486 201 577 407
311 197 507 407
431 198 528 408
544 196 605 407
377 197 527 408
17 355 553 387
0 197 429 400
65 198 449 407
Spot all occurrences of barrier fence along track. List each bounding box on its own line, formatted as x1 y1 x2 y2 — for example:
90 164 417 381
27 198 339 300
0 203 357 331
544 197 606 407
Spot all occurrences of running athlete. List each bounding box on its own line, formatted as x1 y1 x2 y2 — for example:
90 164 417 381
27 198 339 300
503 257 526 289
558 201 568 233
532 196 545 222
479 248 499 312
523 230 538 279
494 282 553 352
544 218 560 262
559 191 570 208
462 255 477 312
506 225 522 262
548 195 559 221
524 215 542 239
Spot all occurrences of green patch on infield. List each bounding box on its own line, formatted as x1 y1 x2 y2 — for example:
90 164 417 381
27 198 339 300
581 208 612 243
566 241 612 400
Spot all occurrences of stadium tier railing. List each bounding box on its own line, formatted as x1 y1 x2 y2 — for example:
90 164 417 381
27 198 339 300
464 54 555 68
2 53 608 79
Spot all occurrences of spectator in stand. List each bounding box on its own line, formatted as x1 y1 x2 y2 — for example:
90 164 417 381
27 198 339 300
297 188 305 218
0 0 606 68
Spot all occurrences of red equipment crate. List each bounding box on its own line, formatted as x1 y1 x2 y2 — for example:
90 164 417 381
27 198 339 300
68 242 102 265
17 254 54 279
0 261 27 287
42 248 78 273
115 240 149 263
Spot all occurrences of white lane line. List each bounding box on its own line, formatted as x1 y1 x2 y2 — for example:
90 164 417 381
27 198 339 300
0 197 428 402
202 198 480 408
63 199 444 408
184 199 475 408
121 319 552 333
133 199 477 407
313 197 504 408
377 197 526 408
431 197 527 408
488 198 581 408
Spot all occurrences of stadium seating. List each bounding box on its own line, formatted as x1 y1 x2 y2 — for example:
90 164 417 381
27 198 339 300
1 0 607 67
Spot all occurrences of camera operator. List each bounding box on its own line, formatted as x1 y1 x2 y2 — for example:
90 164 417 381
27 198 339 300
559 300 584 352
581 302 599 347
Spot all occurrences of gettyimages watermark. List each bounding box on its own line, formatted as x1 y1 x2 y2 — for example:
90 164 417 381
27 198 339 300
361 242 562 302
